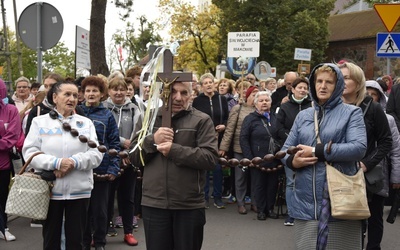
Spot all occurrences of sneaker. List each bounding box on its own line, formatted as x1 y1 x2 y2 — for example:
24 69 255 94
268 210 279 219
214 198 226 209
0 228 16 241
124 233 138 246
30 219 43 228
205 199 210 209
227 195 236 204
107 222 118 237
284 216 295 226
222 190 231 199
132 216 139 228
114 216 123 228
257 212 267 220
244 196 251 204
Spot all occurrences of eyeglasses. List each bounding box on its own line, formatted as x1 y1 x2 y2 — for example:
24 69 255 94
17 86 29 89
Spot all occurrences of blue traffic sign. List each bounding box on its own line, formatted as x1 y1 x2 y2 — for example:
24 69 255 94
376 32 400 57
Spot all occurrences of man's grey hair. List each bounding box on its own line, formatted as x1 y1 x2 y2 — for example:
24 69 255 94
284 71 299 80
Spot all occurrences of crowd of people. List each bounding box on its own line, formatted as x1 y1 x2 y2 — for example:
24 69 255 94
0 59 400 250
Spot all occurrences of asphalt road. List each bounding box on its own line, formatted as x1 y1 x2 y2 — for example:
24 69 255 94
2 159 400 249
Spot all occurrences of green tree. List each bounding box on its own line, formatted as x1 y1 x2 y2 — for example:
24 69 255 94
111 16 162 72
158 0 222 75
213 0 336 75
42 42 75 78
2 29 74 82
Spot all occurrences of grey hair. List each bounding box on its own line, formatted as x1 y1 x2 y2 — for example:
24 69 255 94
284 71 299 80
253 91 271 105
108 71 125 82
15 76 31 87
199 73 214 85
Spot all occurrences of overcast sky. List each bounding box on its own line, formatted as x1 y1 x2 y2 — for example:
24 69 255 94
4 0 197 51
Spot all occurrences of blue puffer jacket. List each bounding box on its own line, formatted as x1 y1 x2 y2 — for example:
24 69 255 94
281 63 367 220
80 103 120 176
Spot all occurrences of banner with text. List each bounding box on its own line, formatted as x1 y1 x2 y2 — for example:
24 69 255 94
227 32 260 58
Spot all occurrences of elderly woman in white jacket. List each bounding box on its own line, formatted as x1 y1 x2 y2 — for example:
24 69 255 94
23 81 103 250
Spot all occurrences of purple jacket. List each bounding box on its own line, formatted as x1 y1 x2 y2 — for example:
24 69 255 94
0 80 21 170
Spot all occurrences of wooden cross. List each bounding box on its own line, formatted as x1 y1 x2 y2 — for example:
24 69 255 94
143 46 192 127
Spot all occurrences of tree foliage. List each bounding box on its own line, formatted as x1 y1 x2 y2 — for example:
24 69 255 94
158 0 222 75
111 16 162 72
364 0 399 3
213 0 336 76
0 28 74 82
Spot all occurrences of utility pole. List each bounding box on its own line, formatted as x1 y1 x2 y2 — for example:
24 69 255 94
13 0 23 76
1 0 13 82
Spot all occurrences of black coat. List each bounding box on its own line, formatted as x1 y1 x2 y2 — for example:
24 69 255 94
273 94 312 146
240 111 279 168
192 92 229 146
387 84 400 132
360 95 392 171
271 86 289 114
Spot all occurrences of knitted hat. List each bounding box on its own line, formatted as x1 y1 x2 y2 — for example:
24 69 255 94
245 86 258 100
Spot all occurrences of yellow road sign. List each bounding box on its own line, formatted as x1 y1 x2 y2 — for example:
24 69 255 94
374 4 400 32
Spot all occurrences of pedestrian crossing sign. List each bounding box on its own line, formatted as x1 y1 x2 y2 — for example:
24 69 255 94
376 32 400 57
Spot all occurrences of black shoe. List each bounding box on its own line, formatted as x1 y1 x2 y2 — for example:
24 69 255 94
257 212 267 220
268 210 278 219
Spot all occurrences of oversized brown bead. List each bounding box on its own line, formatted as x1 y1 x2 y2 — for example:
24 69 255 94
97 145 107 153
228 158 240 167
119 151 129 159
251 157 263 165
70 129 79 137
62 123 72 131
108 149 118 157
287 146 300 155
219 158 228 165
263 154 275 162
274 151 286 160
87 140 97 148
239 158 251 166
79 135 88 143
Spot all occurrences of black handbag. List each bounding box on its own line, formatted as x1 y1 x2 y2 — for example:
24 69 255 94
364 160 385 194
260 117 281 154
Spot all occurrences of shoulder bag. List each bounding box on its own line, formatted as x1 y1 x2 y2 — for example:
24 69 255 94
314 111 370 220
6 152 53 220
361 98 385 194
260 117 281 154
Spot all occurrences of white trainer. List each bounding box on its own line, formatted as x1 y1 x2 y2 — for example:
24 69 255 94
0 228 16 241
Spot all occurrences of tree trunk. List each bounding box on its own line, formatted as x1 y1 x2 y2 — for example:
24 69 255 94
90 0 110 76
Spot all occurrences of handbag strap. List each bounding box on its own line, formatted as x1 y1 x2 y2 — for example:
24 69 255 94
260 117 272 137
218 95 223 125
19 152 44 175
362 98 372 117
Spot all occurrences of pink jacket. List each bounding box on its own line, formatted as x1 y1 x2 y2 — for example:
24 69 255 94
0 80 21 170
